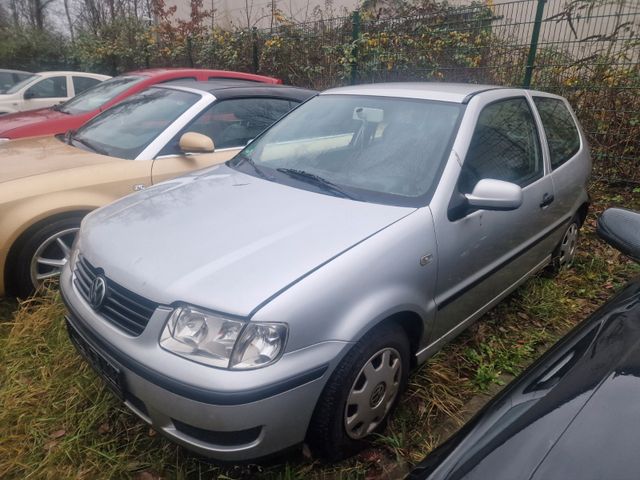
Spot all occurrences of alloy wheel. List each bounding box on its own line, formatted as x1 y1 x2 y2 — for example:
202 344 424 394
29 227 79 288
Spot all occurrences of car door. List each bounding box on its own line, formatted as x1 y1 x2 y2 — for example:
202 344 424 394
430 94 561 342
532 95 590 219
21 75 70 111
151 96 299 184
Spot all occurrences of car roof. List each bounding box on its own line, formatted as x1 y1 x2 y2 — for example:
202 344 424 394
122 68 282 84
159 79 317 100
0 68 32 75
34 71 109 77
323 82 555 103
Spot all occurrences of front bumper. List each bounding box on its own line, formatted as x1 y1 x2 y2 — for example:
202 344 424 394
60 265 349 461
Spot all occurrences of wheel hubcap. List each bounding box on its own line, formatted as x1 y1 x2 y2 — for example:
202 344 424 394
559 223 579 267
30 227 79 289
344 347 402 440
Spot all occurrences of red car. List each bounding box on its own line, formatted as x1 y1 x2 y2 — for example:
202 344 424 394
0 68 282 140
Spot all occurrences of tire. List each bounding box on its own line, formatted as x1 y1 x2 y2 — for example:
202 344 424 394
8 214 83 298
548 215 580 275
307 322 410 461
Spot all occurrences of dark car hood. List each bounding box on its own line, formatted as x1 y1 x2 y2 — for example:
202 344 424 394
409 281 640 480
81 164 414 317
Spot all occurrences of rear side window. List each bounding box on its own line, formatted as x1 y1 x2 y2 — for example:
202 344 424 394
73 76 101 94
460 97 542 191
534 97 580 170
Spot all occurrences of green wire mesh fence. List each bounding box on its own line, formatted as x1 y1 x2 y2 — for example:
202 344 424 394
25 0 636 181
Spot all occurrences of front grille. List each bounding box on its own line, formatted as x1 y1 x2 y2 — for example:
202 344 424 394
74 256 158 336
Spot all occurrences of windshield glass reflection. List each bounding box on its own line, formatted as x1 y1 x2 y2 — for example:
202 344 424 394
74 87 199 159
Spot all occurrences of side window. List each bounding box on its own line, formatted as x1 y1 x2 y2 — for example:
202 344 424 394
73 76 101 95
25 76 68 99
158 97 298 156
460 97 542 192
533 97 580 170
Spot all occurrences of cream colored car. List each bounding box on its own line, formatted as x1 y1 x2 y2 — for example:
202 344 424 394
0 71 110 114
0 80 315 297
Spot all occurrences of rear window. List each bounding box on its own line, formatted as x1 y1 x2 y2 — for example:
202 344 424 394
534 97 581 170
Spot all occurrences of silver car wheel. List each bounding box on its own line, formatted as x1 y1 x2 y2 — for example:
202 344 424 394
344 347 402 440
558 222 579 267
29 227 79 288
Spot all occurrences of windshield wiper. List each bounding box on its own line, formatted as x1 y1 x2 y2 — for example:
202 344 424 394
276 168 358 200
69 132 108 156
232 153 270 179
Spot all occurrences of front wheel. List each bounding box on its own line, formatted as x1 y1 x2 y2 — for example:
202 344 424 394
307 322 410 460
8 215 83 298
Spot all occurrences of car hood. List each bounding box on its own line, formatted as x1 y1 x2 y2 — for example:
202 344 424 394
81 165 415 317
0 136 116 184
0 107 67 133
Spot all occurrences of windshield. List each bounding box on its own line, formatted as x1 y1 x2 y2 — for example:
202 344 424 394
4 74 38 94
73 87 199 159
0 71 34 94
232 95 463 206
59 75 145 114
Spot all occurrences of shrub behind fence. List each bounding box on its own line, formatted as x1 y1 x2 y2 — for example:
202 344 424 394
154 0 640 182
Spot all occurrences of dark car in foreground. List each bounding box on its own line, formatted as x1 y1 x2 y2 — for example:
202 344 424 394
0 68 281 141
408 207 640 480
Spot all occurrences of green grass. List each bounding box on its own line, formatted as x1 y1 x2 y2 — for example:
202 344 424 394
1 181 639 479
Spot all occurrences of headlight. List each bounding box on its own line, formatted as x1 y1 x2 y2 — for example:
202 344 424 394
160 306 287 370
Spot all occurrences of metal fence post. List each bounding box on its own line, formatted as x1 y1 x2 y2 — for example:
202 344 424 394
252 27 259 73
186 35 194 67
350 10 360 85
523 0 546 88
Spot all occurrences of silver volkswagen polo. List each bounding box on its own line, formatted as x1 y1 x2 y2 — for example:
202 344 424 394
60 83 591 461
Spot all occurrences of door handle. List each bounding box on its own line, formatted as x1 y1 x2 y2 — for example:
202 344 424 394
540 193 555 208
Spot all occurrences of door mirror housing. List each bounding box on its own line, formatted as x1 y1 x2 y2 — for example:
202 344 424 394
179 132 215 154
23 91 35 100
465 179 523 211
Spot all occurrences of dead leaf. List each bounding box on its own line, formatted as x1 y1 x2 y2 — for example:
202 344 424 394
301 443 312 459
44 440 58 450
98 423 111 434
148 428 157 437
50 429 66 439
134 471 162 480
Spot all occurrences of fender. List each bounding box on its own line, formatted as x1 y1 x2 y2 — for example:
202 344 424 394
252 207 439 358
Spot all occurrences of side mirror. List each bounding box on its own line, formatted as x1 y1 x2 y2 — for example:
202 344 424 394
24 91 35 100
465 178 523 211
179 132 215 154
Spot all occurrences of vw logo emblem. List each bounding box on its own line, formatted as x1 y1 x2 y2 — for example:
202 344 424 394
89 275 107 309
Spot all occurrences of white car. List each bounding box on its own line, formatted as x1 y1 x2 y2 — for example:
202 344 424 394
0 71 110 114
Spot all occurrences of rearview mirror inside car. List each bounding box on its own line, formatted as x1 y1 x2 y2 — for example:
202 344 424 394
179 132 215 154
465 178 523 211
352 107 384 123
